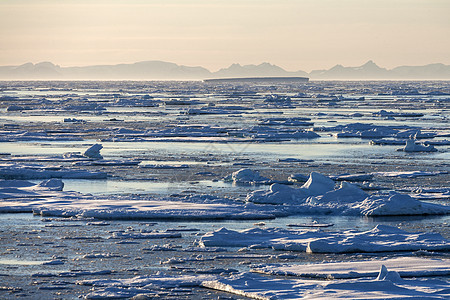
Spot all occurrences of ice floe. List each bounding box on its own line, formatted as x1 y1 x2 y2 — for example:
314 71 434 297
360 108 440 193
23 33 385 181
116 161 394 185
0 163 107 179
317 122 439 140
247 172 450 215
202 268 450 299
199 225 450 253
254 257 450 279
372 170 448 178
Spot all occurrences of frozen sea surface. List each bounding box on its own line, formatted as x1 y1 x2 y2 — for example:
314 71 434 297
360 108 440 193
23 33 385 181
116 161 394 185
0 80 449 299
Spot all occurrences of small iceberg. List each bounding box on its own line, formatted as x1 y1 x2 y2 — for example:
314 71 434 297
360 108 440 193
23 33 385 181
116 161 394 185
83 144 104 159
398 139 437 152
224 168 270 185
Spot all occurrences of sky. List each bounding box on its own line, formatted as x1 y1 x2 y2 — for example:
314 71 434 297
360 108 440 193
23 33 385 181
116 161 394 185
0 0 449 72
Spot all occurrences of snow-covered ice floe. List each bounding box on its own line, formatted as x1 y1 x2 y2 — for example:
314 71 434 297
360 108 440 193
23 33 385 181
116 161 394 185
2 197 277 220
73 259 450 299
76 267 450 299
198 225 450 253
0 183 278 219
0 163 107 180
202 267 450 299
372 170 448 178
247 172 450 216
317 122 438 139
253 257 450 279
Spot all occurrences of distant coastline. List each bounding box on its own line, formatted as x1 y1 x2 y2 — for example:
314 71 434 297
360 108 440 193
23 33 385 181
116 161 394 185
204 77 309 83
0 60 449 80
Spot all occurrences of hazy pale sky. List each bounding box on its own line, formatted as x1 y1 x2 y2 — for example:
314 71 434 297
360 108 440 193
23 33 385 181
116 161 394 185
1 0 449 71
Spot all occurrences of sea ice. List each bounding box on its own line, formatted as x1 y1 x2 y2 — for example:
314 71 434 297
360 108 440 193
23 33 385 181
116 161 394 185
79 274 215 299
199 225 450 253
0 163 107 180
372 170 447 178
202 268 450 299
246 171 449 216
254 257 450 279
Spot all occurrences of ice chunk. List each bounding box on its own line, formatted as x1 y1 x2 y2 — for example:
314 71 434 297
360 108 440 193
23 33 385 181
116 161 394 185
83 144 103 159
37 179 64 191
224 168 270 184
376 265 402 282
398 139 437 152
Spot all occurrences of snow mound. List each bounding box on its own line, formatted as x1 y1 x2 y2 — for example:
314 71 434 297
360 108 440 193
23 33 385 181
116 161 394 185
356 192 450 216
301 172 335 195
246 183 308 204
247 172 335 205
308 181 368 205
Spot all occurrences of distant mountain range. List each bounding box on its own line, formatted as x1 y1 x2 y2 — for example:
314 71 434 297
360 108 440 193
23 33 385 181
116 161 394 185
0 60 449 80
